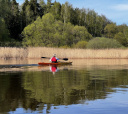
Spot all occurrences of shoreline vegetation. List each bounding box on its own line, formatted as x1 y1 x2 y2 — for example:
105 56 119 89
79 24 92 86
1 0 128 49
0 47 128 59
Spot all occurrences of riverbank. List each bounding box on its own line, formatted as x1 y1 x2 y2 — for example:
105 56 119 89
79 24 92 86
0 47 128 59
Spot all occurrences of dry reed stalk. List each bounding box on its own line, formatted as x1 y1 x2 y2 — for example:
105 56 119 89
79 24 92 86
1 47 128 59
27 47 70 58
0 47 27 59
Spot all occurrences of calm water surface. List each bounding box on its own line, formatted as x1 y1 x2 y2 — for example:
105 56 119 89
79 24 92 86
0 59 128 114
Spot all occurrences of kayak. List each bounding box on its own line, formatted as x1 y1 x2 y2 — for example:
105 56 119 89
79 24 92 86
38 62 72 66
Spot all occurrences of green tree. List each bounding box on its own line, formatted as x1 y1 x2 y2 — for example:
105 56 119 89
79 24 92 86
104 23 118 38
114 32 127 46
72 25 92 44
0 0 11 43
0 18 9 42
20 0 29 30
29 0 40 20
21 0 41 28
39 0 46 17
117 24 127 33
113 24 128 47
70 8 81 25
61 2 72 24
78 8 87 26
0 0 11 18
53 20 64 47
85 9 106 37
39 0 46 7
22 13 94 47
22 17 44 47
62 22 74 47
8 0 21 40
46 0 52 13
22 13 55 47
50 1 61 20
86 10 97 36
41 13 55 46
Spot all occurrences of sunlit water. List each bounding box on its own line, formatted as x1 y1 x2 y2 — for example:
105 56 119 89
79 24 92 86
0 59 128 114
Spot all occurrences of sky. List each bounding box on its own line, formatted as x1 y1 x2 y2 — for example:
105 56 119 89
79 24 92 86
17 0 128 25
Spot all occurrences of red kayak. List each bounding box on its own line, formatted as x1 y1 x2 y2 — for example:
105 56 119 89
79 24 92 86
38 62 72 66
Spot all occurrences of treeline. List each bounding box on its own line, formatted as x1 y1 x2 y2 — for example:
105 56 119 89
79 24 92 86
0 0 128 48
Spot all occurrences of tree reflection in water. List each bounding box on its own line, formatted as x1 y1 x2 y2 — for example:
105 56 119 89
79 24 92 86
0 68 128 113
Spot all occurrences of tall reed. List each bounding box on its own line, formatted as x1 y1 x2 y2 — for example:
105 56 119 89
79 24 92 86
0 47 27 59
0 47 128 59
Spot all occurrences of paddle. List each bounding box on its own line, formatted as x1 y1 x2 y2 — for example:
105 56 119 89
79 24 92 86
41 57 68 61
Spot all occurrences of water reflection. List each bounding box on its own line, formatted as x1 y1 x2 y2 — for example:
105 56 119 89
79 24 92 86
0 59 128 114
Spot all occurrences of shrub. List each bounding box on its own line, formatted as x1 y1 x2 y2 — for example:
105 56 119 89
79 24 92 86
87 37 123 49
74 41 88 49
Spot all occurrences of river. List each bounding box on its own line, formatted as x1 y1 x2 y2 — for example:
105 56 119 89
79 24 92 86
0 59 128 114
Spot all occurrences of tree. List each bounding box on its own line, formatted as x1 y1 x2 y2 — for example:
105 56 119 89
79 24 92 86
22 13 55 47
53 20 64 47
0 0 22 40
62 22 74 47
39 0 46 7
39 0 46 17
8 0 21 40
0 18 9 42
0 0 11 18
21 0 41 28
50 1 61 20
29 0 40 20
0 0 11 42
22 17 44 47
61 2 72 24
78 8 86 26
72 25 92 44
46 0 52 13
104 23 118 38
22 13 94 47
70 8 81 25
114 32 127 46
20 0 29 31
41 13 55 46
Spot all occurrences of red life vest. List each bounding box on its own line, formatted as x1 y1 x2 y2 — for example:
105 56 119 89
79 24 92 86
51 57 57 62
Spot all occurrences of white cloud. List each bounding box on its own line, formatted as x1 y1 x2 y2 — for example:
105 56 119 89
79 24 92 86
112 4 128 11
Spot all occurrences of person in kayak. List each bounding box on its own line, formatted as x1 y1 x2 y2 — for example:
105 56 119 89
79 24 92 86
50 54 59 63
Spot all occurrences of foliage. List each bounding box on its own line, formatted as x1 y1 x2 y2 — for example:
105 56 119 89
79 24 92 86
114 24 128 47
72 25 92 44
50 1 61 20
22 13 92 47
104 23 118 38
22 17 44 47
74 41 88 49
0 18 9 42
0 0 128 48
87 37 123 49
114 32 127 46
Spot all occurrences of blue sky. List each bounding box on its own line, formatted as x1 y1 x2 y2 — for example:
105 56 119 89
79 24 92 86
17 0 128 25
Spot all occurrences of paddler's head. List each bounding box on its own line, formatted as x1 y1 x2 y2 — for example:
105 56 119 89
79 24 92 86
53 54 56 57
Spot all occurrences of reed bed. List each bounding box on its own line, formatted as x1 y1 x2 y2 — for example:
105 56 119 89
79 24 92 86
27 47 128 59
1 47 128 59
0 47 28 59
